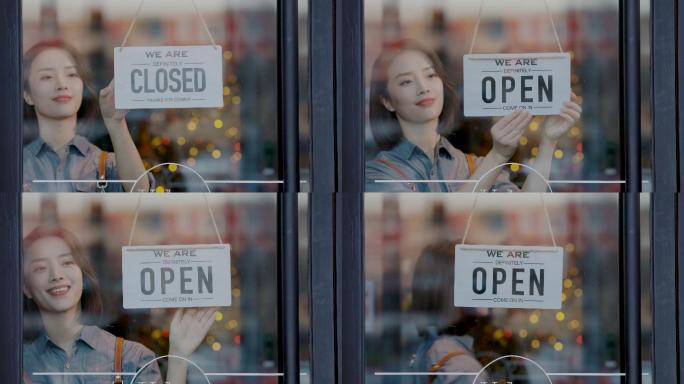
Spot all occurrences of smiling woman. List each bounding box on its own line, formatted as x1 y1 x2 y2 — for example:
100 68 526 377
365 39 582 192
22 41 151 192
22 225 216 384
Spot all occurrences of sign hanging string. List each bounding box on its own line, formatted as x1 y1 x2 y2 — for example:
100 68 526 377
468 0 564 55
127 163 223 246
461 162 557 247
119 0 218 50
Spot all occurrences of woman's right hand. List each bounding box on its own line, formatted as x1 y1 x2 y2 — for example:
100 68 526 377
490 110 533 159
168 307 217 358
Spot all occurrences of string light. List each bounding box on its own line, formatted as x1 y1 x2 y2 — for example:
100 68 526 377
510 164 520 172
176 137 186 146
519 329 528 338
223 51 233 60
554 342 564 351
232 96 241 105
531 147 539 157
519 136 528 145
563 279 573 289
189 147 199 157
232 288 241 297
574 288 583 298
223 86 231 96
212 149 222 159
531 339 540 349
214 119 224 129
215 312 223 321
212 342 221 351
529 313 539 324
569 127 581 137
556 312 566 321
155 186 165 193
168 164 178 172
565 243 575 253
554 149 564 159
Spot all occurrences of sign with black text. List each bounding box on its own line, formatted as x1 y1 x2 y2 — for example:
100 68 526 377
122 244 231 309
114 46 223 109
454 244 563 309
463 53 570 117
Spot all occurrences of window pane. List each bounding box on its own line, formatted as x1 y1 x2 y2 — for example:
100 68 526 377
22 193 289 382
364 193 644 382
364 0 624 192
22 0 293 192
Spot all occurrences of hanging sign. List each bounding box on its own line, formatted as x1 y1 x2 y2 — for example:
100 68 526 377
463 53 571 117
114 45 223 109
122 244 231 309
454 244 564 309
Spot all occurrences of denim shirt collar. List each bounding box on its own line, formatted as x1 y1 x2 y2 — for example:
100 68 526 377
26 135 90 158
393 136 455 162
33 325 101 354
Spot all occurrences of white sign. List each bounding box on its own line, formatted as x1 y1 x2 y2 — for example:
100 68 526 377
463 53 571 117
454 244 564 309
114 46 223 109
122 244 231 309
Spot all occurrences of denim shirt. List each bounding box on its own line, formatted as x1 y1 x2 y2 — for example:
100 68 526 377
23 326 162 384
23 135 154 193
366 136 518 192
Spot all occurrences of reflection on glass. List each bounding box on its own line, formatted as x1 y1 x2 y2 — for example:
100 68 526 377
23 194 280 382
365 194 627 382
23 0 282 192
365 0 635 192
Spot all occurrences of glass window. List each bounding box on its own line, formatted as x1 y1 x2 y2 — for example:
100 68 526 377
364 0 625 192
22 193 299 382
21 0 309 192
364 193 649 382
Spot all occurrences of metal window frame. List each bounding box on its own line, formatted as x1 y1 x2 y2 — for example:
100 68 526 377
650 0 681 383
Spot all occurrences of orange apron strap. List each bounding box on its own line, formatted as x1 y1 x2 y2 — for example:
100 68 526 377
465 153 477 176
375 158 410 180
22 370 32 384
113 337 124 384
428 351 467 384
99 151 108 181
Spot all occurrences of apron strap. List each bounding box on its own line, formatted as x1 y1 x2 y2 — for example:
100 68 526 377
113 336 124 384
428 351 467 384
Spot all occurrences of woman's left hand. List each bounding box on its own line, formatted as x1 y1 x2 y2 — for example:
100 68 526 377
168 307 217 358
540 92 582 142
99 79 129 123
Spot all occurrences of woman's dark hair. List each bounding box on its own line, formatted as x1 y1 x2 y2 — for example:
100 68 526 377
369 39 458 151
411 240 479 337
23 41 99 139
23 225 103 323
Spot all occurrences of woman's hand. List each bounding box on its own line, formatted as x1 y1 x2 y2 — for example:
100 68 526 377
168 307 217 358
99 79 129 124
540 93 582 143
491 110 533 159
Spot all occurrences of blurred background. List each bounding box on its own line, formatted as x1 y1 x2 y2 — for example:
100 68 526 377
23 193 312 383
364 0 652 192
364 193 652 383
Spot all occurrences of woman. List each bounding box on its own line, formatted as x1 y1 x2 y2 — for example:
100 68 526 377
23 225 213 383
366 39 582 192
22 40 150 192
411 241 486 384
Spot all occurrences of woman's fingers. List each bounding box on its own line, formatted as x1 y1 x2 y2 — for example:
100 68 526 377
492 110 522 132
501 113 532 143
563 101 582 115
498 111 531 139
561 107 581 121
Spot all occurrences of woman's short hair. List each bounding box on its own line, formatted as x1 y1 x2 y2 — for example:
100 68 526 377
23 225 103 322
369 39 458 151
411 240 479 337
22 41 99 134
